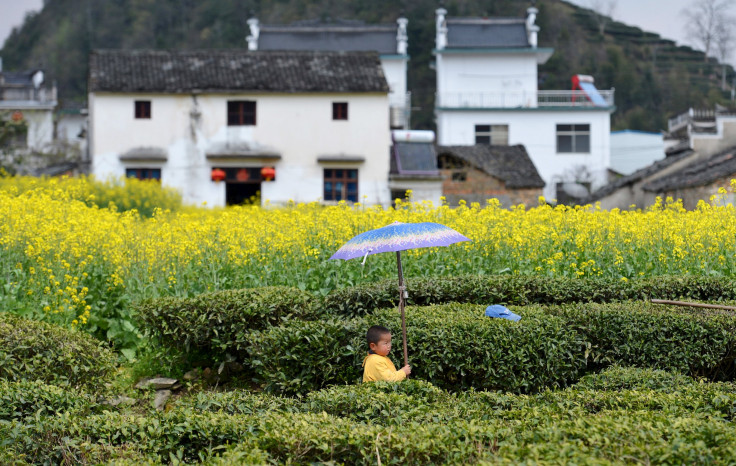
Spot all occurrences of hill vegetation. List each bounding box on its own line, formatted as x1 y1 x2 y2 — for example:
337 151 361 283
1 0 733 132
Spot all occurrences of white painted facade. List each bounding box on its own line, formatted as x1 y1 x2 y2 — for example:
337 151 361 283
438 110 611 197
610 130 664 175
434 7 615 200
90 92 391 207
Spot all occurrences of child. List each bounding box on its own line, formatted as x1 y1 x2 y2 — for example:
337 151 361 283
362 325 411 382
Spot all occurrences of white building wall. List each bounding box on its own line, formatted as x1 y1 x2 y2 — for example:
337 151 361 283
437 109 611 199
437 54 538 106
610 130 664 175
23 109 54 150
380 58 408 98
91 93 391 207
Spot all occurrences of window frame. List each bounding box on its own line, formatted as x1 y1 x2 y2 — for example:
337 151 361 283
474 124 508 145
332 102 348 120
556 124 591 153
323 168 358 202
125 167 161 181
227 100 257 126
134 100 151 119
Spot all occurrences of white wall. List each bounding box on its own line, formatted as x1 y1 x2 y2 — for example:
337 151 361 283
381 57 408 98
610 130 664 175
91 92 391 207
437 109 611 199
23 109 54 150
437 53 538 107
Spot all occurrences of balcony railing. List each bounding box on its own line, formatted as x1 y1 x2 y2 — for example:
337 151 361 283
0 86 57 105
389 91 411 129
436 90 614 109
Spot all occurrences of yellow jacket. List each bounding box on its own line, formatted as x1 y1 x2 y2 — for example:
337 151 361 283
362 353 406 382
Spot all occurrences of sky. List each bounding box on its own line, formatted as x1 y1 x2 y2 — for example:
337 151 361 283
0 0 708 56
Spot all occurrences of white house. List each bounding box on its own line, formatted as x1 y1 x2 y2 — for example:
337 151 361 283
246 16 411 129
434 7 615 201
610 130 664 176
89 49 392 207
0 60 57 151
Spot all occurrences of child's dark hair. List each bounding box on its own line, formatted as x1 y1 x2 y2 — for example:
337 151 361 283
366 325 391 353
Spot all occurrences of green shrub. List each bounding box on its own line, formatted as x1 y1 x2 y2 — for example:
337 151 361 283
574 365 698 392
135 286 317 363
0 380 98 422
0 313 117 390
176 389 298 415
248 304 585 394
544 302 736 380
322 275 736 318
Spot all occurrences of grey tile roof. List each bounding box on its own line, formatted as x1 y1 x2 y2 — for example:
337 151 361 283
437 144 544 188
89 49 389 94
1 71 34 86
260 20 398 55
585 151 694 202
446 18 530 49
642 146 736 192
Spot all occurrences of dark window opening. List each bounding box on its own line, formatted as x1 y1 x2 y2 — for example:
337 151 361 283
126 168 161 180
474 124 508 145
135 101 151 119
556 124 590 153
451 171 467 181
228 101 256 126
324 168 358 202
333 102 348 120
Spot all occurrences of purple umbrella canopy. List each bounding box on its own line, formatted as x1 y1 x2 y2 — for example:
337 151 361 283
330 221 471 366
329 221 470 260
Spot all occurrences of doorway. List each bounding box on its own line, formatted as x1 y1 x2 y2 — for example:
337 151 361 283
226 182 260 205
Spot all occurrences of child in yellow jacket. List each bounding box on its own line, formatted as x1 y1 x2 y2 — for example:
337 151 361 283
362 325 411 382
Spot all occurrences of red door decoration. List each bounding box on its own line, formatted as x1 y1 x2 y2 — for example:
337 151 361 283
261 166 275 181
211 168 226 182
236 168 250 182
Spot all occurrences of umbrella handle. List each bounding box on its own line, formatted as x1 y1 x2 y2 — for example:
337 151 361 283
397 251 409 368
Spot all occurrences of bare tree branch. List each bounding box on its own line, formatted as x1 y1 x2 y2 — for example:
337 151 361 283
682 0 734 61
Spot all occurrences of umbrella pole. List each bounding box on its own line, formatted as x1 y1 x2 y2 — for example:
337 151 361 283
396 251 409 367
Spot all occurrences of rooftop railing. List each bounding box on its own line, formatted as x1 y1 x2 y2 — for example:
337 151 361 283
436 89 614 109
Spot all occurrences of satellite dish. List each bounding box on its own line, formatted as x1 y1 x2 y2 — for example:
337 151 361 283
32 70 44 89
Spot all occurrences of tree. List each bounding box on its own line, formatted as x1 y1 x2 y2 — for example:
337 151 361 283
714 17 734 88
682 0 734 61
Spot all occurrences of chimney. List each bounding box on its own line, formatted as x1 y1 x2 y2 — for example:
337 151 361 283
246 16 260 51
526 6 539 49
396 15 408 55
436 7 448 50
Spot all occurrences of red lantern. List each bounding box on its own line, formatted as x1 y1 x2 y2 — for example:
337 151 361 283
236 168 250 182
211 168 226 182
261 166 275 181
11 111 23 122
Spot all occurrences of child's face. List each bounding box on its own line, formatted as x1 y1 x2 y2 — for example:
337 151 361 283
370 333 392 357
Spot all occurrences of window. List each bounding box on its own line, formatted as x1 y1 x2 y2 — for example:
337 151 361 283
332 102 348 120
228 101 256 126
126 168 161 180
324 169 358 202
556 124 590 153
134 101 151 119
474 124 508 145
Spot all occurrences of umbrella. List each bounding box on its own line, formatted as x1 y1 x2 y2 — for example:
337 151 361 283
329 221 470 366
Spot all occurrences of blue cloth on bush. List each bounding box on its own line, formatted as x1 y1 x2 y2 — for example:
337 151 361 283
485 305 521 321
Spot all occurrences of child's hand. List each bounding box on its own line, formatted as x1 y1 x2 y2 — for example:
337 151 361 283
401 365 411 376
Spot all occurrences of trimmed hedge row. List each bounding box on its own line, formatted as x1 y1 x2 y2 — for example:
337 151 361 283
7 369 736 464
0 313 117 390
544 302 736 380
0 380 98 422
248 304 585 394
248 302 736 394
135 286 316 362
322 274 736 318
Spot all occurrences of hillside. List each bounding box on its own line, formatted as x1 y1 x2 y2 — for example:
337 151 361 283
1 0 732 132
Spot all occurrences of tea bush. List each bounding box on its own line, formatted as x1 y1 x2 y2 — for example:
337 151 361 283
0 380 98 422
0 313 117 390
322 275 736 318
136 286 317 363
544 302 736 380
248 304 585 394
